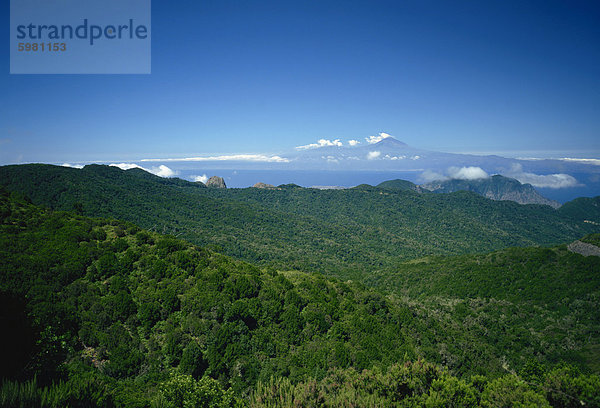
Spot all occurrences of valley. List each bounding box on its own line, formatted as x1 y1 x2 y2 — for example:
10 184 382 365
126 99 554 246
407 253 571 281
0 164 599 406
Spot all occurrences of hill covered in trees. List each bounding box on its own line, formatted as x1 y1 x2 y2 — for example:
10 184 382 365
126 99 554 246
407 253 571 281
368 243 600 372
1 164 597 283
1 183 600 406
419 174 561 208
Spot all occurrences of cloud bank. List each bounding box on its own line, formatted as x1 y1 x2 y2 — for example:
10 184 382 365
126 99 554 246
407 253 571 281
367 151 381 160
420 164 579 189
110 163 176 178
506 164 579 189
191 174 208 183
448 166 489 180
365 132 391 144
348 139 360 146
559 158 600 166
61 163 84 169
420 166 489 182
296 139 343 150
141 154 289 163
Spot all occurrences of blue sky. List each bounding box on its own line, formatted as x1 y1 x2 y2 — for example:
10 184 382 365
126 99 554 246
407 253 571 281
1 0 599 164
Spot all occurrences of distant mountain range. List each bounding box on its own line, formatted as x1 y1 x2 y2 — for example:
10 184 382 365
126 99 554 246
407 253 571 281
142 136 600 177
376 174 560 208
196 171 561 208
139 135 600 202
256 136 599 175
420 175 562 208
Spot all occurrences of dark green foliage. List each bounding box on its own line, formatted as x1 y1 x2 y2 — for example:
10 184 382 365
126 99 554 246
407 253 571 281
249 363 600 407
480 375 551 407
370 246 600 305
365 243 600 374
0 374 114 408
581 233 600 247
180 342 208 379
0 191 443 403
138 301 161 330
153 374 241 408
250 361 555 408
558 196 600 224
1 174 600 407
376 178 421 191
1 164 597 281
0 291 38 382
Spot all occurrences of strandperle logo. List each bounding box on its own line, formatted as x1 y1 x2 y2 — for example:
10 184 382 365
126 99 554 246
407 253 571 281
10 0 151 74
16 19 149 46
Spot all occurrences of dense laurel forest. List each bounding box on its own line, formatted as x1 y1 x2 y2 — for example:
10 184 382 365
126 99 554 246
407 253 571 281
1 164 600 407
0 164 598 281
366 245 600 373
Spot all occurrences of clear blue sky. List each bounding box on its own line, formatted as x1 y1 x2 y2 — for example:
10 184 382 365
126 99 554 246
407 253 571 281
1 0 599 164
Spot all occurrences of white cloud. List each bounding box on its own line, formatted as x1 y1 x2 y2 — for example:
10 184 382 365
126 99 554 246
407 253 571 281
110 163 176 178
419 166 488 183
447 166 489 180
420 164 579 189
191 174 208 183
153 165 176 177
559 158 600 166
420 170 448 183
365 132 392 144
322 155 339 163
506 163 579 189
367 151 381 160
296 139 343 150
111 163 141 171
348 139 360 146
61 163 84 169
384 154 406 160
141 154 289 163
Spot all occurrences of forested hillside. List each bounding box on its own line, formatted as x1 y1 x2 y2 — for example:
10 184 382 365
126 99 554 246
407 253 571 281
559 196 600 224
1 186 600 407
1 164 597 282
368 244 600 373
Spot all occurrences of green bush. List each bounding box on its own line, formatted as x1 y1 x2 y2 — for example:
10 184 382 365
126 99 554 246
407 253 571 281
154 374 241 408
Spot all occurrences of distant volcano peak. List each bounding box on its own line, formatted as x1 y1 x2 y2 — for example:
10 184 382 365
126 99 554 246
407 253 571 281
373 137 408 147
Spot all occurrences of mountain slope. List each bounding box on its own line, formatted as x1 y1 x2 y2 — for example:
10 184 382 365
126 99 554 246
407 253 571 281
376 178 423 192
421 175 561 208
0 164 598 280
365 238 600 372
0 188 431 398
1 189 599 407
558 196 600 224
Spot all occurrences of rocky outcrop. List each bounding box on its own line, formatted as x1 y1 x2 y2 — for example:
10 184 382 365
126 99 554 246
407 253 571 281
206 176 227 188
253 182 275 189
568 241 600 257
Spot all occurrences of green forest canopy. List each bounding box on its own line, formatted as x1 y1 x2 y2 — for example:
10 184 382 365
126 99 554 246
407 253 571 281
1 184 599 407
1 164 598 283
